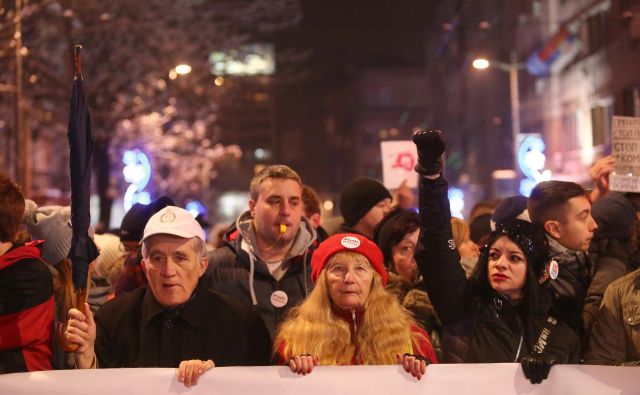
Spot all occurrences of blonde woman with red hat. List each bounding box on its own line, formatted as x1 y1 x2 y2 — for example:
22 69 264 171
274 233 437 380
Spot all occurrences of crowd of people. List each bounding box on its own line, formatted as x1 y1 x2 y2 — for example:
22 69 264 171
1 130 638 388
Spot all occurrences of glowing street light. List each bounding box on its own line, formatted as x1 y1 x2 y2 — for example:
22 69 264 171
472 51 525 172
472 58 490 70
175 64 192 75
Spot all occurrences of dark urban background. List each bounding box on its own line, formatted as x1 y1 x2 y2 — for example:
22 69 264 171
1 0 639 228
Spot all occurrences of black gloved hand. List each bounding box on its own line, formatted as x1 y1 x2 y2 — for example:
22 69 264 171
520 354 556 385
412 129 446 176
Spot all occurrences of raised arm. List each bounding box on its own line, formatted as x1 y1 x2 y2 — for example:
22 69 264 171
412 130 472 325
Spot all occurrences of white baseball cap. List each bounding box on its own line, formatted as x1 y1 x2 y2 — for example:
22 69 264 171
141 206 205 243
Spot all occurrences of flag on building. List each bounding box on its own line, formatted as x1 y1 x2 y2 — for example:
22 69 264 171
525 25 582 77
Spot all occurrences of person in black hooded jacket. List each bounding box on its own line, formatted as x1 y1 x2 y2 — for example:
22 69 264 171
412 130 580 384
584 191 637 332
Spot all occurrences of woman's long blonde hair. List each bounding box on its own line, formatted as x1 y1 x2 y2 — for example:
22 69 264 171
274 252 427 365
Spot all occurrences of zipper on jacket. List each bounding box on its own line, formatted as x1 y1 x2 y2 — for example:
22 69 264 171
514 334 523 362
351 309 357 334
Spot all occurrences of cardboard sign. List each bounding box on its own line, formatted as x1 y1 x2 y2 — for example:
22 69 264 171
610 115 640 192
381 141 419 189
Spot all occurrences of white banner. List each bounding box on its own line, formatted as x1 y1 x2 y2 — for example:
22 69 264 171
0 364 636 395
380 140 419 190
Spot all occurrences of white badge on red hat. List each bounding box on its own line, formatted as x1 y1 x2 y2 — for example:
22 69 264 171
270 290 288 308
340 236 361 249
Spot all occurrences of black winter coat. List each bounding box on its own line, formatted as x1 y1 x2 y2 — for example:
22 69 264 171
94 280 272 368
415 176 580 364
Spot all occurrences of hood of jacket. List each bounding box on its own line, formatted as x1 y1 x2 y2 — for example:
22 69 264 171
592 192 636 248
224 210 317 261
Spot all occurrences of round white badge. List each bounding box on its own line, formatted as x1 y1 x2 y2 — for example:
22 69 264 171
340 236 361 249
549 259 559 280
270 290 289 308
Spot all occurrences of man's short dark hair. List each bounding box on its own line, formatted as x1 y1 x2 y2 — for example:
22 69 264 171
249 165 302 201
0 173 25 242
301 185 321 218
527 180 586 226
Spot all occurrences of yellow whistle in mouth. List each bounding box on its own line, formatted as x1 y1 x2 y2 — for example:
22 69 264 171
280 224 287 234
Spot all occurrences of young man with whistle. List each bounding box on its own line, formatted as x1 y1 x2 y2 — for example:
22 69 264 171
205 165 317 338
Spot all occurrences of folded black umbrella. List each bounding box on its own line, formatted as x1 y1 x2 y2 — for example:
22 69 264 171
67 45 98 291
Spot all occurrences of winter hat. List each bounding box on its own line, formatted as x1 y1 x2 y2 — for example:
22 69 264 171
311 233 387 286
93 233 126 284
491 195 530 230
373 206 419 267
142 206 205 243
120 196 174 242
483 219 549 278
23 200 76 265
592 192 636 248
339 178 392 227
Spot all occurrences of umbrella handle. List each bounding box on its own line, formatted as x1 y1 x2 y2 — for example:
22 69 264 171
55 289 88 353
74 45 82 79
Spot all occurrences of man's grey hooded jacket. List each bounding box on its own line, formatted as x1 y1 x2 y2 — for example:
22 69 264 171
204 211 317 337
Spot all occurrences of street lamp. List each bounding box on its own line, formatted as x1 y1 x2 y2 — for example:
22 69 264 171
174 64 192 75
169 64 192 80
472 50 525 171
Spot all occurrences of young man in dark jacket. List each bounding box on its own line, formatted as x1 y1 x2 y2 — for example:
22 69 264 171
527 181 598 338
205 165 317 338
338 177 392 240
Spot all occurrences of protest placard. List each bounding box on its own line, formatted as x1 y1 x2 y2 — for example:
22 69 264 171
610 115 640 192
380 140 419 189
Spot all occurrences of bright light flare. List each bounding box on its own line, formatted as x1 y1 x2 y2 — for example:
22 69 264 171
472 58 490 70
175 64 192 75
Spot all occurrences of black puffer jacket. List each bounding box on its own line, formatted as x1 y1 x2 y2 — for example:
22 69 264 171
415 176 580 364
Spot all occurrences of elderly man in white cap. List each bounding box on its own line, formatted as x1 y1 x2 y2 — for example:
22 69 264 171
65 206 271 387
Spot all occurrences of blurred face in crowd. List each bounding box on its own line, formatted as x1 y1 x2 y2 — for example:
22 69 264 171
326 253 373 310
141 235 207 307
250 178 303 246
487 236 527 302
358 198 392 236
458 237 480 259
547 196 597 251
305 212 321 229
391 229 419 282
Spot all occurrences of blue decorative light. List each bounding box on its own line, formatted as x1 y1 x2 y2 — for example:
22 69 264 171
448 187 465 219
122 149 152 211
517 135 552 197
186 201 206 218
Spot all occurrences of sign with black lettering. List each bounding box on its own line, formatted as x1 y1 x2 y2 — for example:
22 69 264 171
610 116 640 192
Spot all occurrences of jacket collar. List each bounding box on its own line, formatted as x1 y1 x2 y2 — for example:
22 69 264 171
547 235 587 266
141 280 206 329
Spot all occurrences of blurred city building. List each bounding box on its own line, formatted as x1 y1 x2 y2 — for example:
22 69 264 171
3 0 640 223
